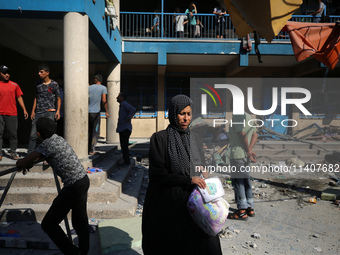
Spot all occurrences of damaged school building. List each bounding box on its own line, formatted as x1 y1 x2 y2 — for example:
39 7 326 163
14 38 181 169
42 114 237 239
0 0 340 159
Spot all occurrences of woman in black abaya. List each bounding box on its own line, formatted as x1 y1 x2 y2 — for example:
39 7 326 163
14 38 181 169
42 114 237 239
142 94 222 255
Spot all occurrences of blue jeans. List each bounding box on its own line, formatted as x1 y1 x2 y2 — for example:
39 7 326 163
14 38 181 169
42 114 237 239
0 115 18 155
231 158 254 210
27 112 56 153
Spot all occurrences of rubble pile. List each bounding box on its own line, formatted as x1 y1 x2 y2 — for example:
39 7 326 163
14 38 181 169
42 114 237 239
258 124 340 142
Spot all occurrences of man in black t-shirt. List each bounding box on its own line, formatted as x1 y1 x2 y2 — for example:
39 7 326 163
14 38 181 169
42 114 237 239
27 64 61 154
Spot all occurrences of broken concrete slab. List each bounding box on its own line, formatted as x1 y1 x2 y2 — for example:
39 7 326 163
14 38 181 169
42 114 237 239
321 186 340 200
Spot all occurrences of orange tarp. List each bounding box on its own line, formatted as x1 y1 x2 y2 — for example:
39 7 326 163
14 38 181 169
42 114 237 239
224 0 302 42
283 21 340 69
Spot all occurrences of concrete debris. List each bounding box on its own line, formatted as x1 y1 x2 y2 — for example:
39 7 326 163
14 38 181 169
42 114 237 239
286 158 305 168
224 184 233 190
314 247 322 252
325 151 340 164
254 192 267 198
219 227 240 238
244 241 258 250
329 181 339 187
252 233 261 239
250 242 258 249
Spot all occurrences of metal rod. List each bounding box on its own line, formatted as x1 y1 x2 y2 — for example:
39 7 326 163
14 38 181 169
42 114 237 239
0 171 17 208
52 170 73 243
0 166 72 242
0 167 18 177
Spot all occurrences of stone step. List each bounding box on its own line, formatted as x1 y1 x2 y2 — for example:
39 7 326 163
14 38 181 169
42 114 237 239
0 163 131 209
0 142 147 222
0 182 120 204
0 149 123 189
0 166 145 222
0 171 107 188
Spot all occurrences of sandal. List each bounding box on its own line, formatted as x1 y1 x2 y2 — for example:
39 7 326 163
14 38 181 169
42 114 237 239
228 209 248 220
246 207 255 217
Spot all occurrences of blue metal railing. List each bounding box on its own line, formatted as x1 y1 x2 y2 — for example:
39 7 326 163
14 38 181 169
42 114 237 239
121 12 237 39
121 12 340 41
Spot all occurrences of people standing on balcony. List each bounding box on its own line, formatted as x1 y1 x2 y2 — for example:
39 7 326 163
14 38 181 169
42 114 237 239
174 7 188 38
17 117 90 255
27 64 61 154
186 2 197 38
116 92 136 166
151 10 160 37
195 19 204 38
311 0 325 23
213 5 227 38
88 74 109 155
142 94 223 255
0 65 28 160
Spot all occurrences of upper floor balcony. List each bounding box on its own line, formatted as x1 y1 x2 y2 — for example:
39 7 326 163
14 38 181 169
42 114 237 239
120 11 340 73
120 12 340 41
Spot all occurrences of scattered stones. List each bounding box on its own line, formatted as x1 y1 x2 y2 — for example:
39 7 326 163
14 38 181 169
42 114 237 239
252 233 261 239
219 227 240 238
314 247 322 252
224 184 233 190
329 181 337 187
233 229 240 234
244 241 258 250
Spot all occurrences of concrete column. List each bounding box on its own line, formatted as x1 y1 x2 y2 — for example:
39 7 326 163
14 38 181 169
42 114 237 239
156 66 166 131
64 12 89 159
106 63 120 144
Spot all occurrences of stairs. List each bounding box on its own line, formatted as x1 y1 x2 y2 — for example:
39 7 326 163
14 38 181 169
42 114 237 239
0 145 145 222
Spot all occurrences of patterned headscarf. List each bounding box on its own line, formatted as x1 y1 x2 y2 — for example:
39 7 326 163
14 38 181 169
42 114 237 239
166 95 201 200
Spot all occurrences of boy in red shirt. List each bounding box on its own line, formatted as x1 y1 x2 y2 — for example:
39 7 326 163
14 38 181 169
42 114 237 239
0 65 28 160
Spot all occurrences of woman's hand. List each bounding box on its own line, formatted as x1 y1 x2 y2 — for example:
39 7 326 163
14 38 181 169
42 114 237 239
191 176 206 189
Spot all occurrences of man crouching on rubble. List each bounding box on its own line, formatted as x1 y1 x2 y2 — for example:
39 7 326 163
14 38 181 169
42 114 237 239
16 117 90 255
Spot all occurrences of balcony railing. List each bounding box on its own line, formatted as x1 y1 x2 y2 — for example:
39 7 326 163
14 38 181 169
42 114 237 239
121 12 340 41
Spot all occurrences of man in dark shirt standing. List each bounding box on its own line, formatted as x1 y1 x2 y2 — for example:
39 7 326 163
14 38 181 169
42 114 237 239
27 65 61 154
116 92 136 165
